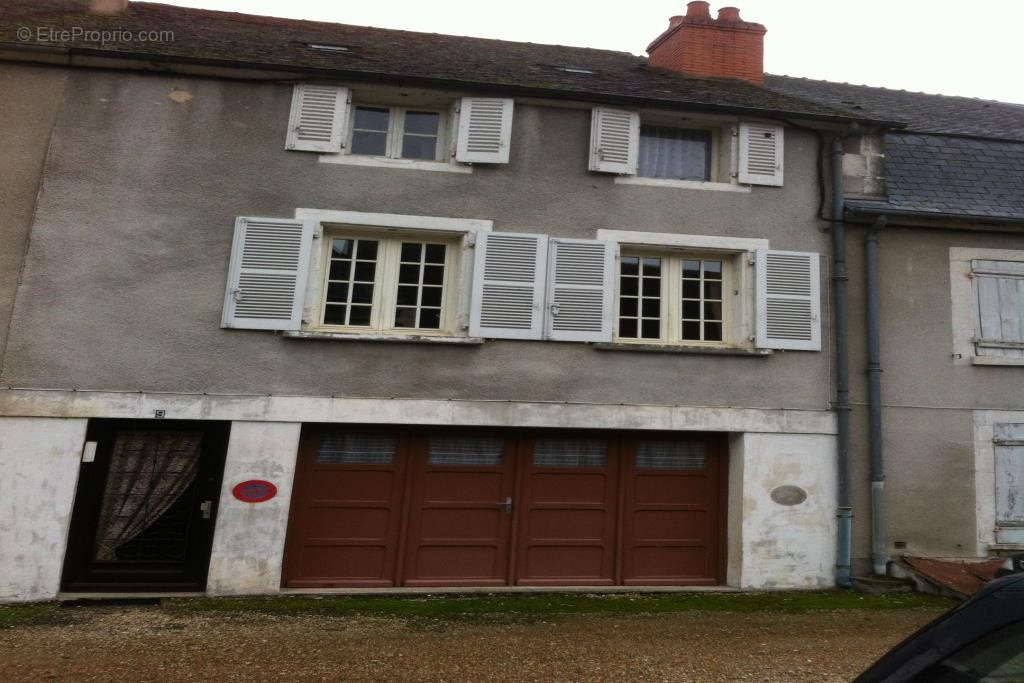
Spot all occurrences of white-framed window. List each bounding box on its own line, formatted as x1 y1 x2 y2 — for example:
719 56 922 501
637 125 716 182
318 233 456 333
348 105 447 162
950 248 1024 366
615 251 731 345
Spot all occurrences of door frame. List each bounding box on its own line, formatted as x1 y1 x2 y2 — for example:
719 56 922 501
60 419 230 593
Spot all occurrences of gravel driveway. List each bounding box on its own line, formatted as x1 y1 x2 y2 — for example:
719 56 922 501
1 598 944 682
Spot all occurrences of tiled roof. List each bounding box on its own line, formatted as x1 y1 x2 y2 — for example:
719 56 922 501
0 1 883 124
846 133 1024 221
765 75 1024 142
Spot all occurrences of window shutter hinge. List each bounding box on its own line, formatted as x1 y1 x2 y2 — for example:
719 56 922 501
746 254 756 266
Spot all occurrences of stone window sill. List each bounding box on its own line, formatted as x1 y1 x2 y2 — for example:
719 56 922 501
614 176 751 193
284 330 484 345
593 343 771 356
971 356 1024 366
318 153 472 174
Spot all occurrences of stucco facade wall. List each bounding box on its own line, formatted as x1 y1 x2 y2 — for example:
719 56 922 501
843 225 1024 569
0 68 832 412
0 63 67 366
0 417 87 603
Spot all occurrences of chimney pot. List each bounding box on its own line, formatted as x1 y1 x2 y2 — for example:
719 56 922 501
685 1 711 19
89 0 130 14
717 7 741 21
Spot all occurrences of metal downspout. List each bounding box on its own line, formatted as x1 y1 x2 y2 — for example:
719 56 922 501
866 216 889 575
832 137 853 588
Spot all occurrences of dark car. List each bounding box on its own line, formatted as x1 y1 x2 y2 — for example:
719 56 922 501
856 572 1024 682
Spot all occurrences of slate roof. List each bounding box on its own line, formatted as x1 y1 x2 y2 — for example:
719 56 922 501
765 75 1024 142
0 0 881 125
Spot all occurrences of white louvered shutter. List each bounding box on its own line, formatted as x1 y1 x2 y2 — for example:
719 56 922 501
973 260 1024 359
738 123 784 186
755 250 820 350
589 107 640 174
545 239 614 342
285 84 349 152
469 232 548 339
222 217 314 331
455 98 515 163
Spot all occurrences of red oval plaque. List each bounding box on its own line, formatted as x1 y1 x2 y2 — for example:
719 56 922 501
232 479 277 503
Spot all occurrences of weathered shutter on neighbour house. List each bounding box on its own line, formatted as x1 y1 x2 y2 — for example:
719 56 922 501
544 239 615 342
285 84 350 152
995 423 1024 544
469 232 549 339
755 249 821 351
973 260 1024 359
738 122 784 186
222 217 314 331
589 107 640 174
455 98 515 163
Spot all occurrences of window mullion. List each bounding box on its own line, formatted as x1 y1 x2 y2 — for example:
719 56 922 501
388 107 403 159
376 239 398 331
667 258 680 344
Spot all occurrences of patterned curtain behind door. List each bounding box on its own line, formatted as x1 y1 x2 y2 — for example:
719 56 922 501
93 431 203 561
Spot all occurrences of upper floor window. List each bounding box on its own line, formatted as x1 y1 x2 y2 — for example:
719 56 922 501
320 234 455 333
637 126 712 181
349 106 445 162
616 253 728 345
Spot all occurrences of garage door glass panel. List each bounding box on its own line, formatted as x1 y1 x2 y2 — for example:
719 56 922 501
428 436 503 465
317 434 396 464
636 441 706 470
533 439 607 468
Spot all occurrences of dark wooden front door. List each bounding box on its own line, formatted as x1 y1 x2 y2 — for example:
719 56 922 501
61 420 229 593
515 437 619 585
620 436 724 585
401 435 516 586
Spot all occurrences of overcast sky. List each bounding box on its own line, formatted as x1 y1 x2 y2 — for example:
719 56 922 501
160 0 1024 104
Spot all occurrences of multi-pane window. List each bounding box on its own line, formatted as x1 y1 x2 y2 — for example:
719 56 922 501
349 105 443 161
616 253 729 345
320 235 452 333
637 126 712 181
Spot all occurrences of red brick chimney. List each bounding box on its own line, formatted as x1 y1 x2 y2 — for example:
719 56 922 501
647 2 766 84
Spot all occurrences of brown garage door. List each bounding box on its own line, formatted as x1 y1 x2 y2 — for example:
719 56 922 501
283 427 724 588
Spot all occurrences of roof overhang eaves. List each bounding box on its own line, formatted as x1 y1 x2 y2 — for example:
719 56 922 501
0 41 903 128
846 202 1024 226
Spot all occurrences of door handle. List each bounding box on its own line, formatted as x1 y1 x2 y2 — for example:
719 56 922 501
199 500 213 520
501 496 512 515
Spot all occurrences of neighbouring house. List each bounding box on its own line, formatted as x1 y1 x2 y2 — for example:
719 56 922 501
0 0 1019 603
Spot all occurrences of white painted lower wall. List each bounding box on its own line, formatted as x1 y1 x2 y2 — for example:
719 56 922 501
0 417 87 603
206 421 301 595
727 432 838 589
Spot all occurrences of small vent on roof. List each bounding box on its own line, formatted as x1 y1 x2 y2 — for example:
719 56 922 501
308 44 349 52
558 66 595 75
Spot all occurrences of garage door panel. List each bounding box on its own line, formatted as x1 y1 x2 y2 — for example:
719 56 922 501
302 506 393 539
527 508 607 538
411 545 502 580
421 471 504 501
523 545 606 580
631 509 708 541
528 472 609 502
308 470 397 502
419 507 502 539
627 546 712 582
633 474 710 505
298 545 389 581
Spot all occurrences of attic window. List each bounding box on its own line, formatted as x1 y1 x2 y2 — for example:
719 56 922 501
558 67 595 75
308 44 349 52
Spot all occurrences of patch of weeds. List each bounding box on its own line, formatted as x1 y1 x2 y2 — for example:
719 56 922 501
164 590 956 623
0 603 73 629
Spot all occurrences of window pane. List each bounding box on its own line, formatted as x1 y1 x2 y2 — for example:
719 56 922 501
331 240 353 258
704 281 722 299
399 263 420 284
401 242 422 262
704 260 723 278
421 286 443 307
534 439 607 468
642 298 660 317
323 304 346 325
704 302 722 321
642 258 662 276
349 305 372 326
317 433 396 465
636 441 706 470
351 284 373 304
705 322 722 341
620 297 638 317
682 300 700 319
354 106 390 131
401 134 438 160
423 265 444 285
621 257 639 276
642 277 659 296
419 308 441 329
326 282 349 303
637 126 711 181
682 321 700 340
394 307 417 328
329 260 351 281
424 244 446 264
641 319 660 339
404 111 440 135
354 261 376 282
396 285 418 306
351 130 388 156
682 260 701 279
356 240 379 260
619 318 638 337
620 277 638 296
428 437 504 466
683 279 700 299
